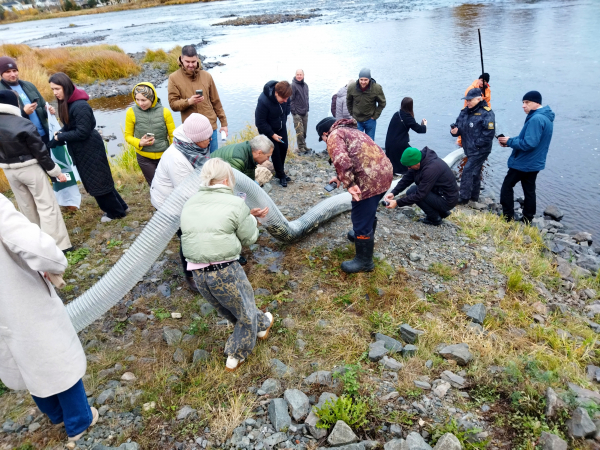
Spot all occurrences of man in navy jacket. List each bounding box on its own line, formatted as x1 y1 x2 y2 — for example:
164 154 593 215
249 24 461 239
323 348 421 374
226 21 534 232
498 91 554 223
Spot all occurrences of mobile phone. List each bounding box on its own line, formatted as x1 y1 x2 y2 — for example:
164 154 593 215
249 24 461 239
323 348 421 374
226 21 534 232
381 200 390 207
495 134 505 139
196 89 203 96
64 173 72 181
237 192 247 201
324 182 337 192
146 133 155 138
31 97 39 104
450 123 457 128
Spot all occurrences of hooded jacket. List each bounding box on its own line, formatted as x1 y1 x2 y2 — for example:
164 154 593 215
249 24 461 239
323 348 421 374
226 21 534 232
335 85 352 120
48 88 114 197
0 103 61 177
0 79 49 137
326 119 393 201
346 78 386 122
167 58 227 128
507 106 554 172
255 80 291 137
452 100 495 157
211 141 256 180
124 82 176 160
391 146 459 208
290 77 309 116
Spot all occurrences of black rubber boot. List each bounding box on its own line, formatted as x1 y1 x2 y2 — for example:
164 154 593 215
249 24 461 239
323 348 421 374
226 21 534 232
348 217 377 242
341 231 375 273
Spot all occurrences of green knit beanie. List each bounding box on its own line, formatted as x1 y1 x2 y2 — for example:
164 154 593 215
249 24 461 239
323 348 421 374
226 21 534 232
401 147 422 167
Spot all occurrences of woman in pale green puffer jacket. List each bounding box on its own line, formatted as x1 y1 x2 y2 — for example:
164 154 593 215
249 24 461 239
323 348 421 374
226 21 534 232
181 158 272 372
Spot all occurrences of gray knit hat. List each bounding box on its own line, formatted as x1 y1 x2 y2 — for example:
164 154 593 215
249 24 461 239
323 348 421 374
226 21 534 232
358 68 371 79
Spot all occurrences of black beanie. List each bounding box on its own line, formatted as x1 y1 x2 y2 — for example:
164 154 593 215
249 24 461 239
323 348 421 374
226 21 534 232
316 117 336 141
522 90 542 104
0 90 19 108
479 73 490 83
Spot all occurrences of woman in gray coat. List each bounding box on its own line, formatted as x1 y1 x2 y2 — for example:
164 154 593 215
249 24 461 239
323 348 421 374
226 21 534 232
0 194 97 442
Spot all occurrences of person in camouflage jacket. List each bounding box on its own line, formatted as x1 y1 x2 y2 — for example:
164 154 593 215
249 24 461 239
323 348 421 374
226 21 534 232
316 117 393 274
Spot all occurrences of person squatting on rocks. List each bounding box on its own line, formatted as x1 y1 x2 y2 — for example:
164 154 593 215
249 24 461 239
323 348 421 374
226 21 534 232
333 79 355 121
458 73 491 147
48 72 129 223
124 82 175 185
0 56 55 146
498 90 554 223
450 88 495 204
385 97 427 175
0 91 72 251
255 80 292 187
290 69 311 154
316 117 393 273
167 45 228 153
150 113 213 293
384 147 459 226
180 158 273 372
346 68 386 141
211 134 274 181
0 194 98 443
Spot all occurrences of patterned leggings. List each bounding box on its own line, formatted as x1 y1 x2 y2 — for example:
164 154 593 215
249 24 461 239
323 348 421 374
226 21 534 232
192 262 271 360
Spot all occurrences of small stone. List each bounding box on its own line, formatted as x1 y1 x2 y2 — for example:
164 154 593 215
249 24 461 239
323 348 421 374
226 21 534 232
544 205 564 221
28 422 41 433
171 312 182 319
254 288 271 296
368 340 388 362
177 405 196 420
405 431 433 450
441 370 466 389
295 339 307 351
163 326 182 346
538 431 567 450
142 401 156 411
567 407 596 438
66 443 76 450
305 411 327 439
399 324 424 344
402 344 417 357
260 378 282 396
433 381 451 398
282 318 295 329
199 303 215 316
375 333 403 353
316 392 339 409
379 391 400 402
380 356 403 371
96 388 115 405
425 360 433 369
173 347 186 363
263 432 287 447
439 343 473 366
158 283 171 298
193 349 209 364
98 405 110 416
268 398 291 431
390 424 402 436
317 319 329 327
584 289 597 299
284 389 311 421
384 440 405 450
303 370 335 387
573 232 593 243
414 380 431 390
121 372 136 382
128 313 147 324
327 420 358 445
465 303 487 325
270 358 294 377
433 433 461 450
409 252 422 262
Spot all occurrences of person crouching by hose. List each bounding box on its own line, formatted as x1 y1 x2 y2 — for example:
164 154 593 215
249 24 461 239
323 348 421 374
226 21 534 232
180 158 272 372
384 147 459 226
316 117 393 273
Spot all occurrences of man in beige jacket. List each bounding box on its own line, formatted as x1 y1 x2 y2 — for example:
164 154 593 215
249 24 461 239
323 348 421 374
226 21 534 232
168 45 228 153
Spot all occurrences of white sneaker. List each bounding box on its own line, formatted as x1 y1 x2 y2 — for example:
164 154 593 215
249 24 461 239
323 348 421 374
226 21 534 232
225 355 245 372
100 215 112 223
67 407 98 442
257 312 274 341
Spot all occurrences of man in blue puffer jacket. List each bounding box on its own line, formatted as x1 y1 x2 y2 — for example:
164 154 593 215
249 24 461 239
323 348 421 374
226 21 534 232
498 90 554 223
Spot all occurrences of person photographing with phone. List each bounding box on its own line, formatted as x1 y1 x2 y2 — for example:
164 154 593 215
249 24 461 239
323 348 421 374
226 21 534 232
124 82 175 185
316 117 392 273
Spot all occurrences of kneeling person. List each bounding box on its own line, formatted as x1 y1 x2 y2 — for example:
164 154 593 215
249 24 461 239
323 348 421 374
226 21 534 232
210 134 273 180
180 158 272 372
384 147 459 226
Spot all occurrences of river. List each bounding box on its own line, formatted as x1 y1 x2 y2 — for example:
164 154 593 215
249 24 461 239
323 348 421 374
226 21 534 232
3 0 599 236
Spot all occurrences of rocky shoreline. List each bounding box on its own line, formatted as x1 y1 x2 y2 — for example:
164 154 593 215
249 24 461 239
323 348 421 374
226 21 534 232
213 11 321 27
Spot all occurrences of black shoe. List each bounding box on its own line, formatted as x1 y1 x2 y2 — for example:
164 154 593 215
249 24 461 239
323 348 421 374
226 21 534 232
419 217 443 226
185 276 199 293
470 197 479 202
238 255 247 265
285 175 291 181
517 216 533 225
347 217 377 242
440 210 452 219
62 246 75 254
457 198 470 205
279 177 288 187
341 231 375 273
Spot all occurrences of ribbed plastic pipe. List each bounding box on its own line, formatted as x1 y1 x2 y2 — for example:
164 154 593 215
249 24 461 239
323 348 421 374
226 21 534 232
67 149 464 331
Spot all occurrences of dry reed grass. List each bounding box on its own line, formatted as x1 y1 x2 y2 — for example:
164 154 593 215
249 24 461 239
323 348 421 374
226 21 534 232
0 169 10 193
143 46 181 73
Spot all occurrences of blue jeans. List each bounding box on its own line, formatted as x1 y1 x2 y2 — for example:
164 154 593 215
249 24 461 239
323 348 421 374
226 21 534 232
32 379 92 437
357 119 376 141
209 129 218 153
351 192 385 236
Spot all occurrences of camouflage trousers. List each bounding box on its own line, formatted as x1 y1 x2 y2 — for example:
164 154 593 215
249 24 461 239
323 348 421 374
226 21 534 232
293 113 308 151
192 263 271 360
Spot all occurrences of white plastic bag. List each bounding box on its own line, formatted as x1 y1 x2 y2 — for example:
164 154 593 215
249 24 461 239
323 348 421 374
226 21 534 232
47 106 81 208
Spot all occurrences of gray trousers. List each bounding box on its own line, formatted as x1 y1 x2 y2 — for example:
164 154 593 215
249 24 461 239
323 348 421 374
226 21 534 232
460 152 490 201
293 113 308 151
192 263 271 360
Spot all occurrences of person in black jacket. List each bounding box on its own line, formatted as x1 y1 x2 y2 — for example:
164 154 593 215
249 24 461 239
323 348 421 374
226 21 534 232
48 72 128 223
384 147 459 226
384 97 427 175
0 90 72 250
255 80 291 187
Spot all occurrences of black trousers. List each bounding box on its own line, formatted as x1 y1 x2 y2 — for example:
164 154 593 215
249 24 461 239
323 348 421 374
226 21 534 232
406 185 451 221
136 153 161 186
94 188 128 219
176 228 193 278
268 128 288 179
460 152 490 201
500 168 539 221
351 193 385 236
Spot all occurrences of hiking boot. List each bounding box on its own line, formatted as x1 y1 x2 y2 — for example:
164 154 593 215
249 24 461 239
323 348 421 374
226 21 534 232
341 232 375 274
185 276 199 293
257 312 274 340
279 177 288 187
348 217 377 242
457 198 470 206
225 356 245 372
440 210 452 219
419 217 443 226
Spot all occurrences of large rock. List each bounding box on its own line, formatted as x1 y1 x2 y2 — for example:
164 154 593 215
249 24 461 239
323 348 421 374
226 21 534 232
328 420 358 446
368 340 388 362
263 432 287 448
315 392 339 409
441 370 466 389
305 411 327 439
545 387 565 418
270 358 294 377
577 255 600 273
176 405 196 420
384 440 405 450
96 388 115 405
284 389 310 421
566 407 597 438
260 378 282 396
438 343 473 366
538 432 567 450
544 205 564 221
405 432 432 450
192 349 209 364
375 333 403 353
162 326 182 346
268 398 291 432
433 433 461 450
573 232 593 244
465 303 487 325
568 382 600 404
399 324 424 344
303 370 335 387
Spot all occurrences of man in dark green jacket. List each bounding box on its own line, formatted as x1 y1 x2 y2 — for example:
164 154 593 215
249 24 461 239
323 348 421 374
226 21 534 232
346 68 386 141
211 134 273 180
0 56 52 145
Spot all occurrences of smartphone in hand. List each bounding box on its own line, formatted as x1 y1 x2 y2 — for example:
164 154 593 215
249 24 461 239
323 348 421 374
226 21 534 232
495 134 505 139
195 89 203 96
324 182 337 192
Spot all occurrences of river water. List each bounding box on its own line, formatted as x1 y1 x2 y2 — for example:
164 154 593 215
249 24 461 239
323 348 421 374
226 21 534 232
4 0 599 235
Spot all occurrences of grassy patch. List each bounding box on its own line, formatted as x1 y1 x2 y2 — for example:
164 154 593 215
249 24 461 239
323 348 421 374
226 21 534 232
65 247 90 265
143 46 181 73
429 262 458 280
